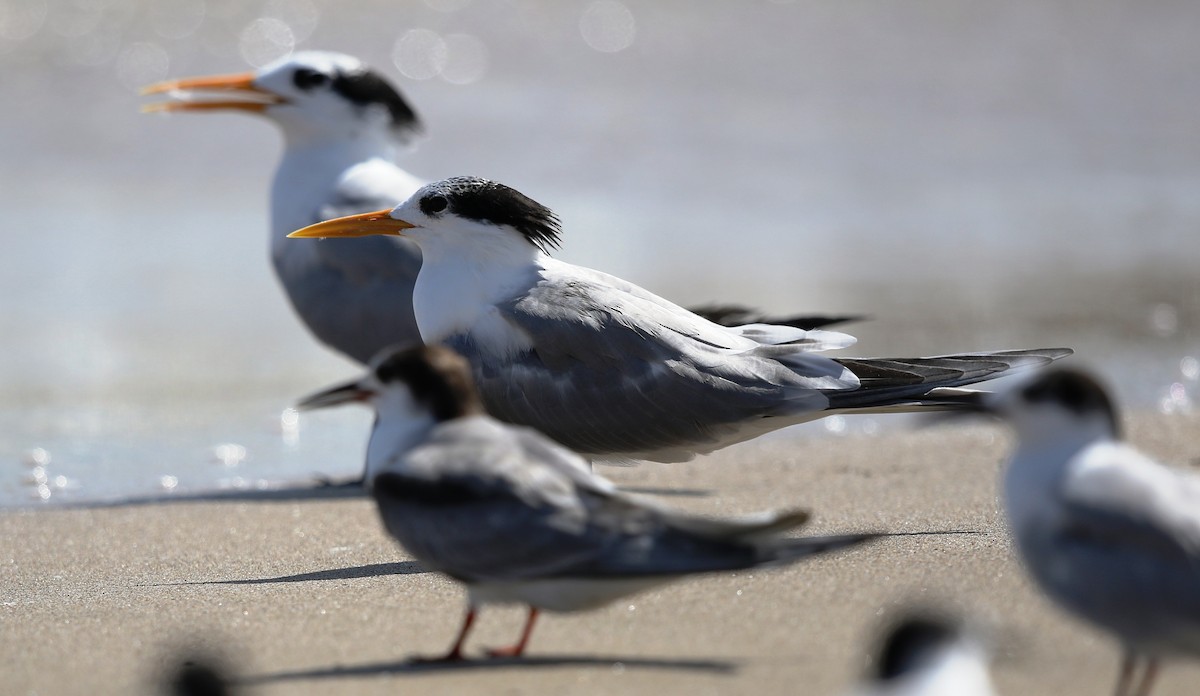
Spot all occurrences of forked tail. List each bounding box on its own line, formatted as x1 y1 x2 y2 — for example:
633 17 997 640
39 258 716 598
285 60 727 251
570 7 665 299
824 348 1072 411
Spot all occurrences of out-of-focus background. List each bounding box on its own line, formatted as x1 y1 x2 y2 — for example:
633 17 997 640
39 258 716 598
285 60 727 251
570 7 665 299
1 0 1196 504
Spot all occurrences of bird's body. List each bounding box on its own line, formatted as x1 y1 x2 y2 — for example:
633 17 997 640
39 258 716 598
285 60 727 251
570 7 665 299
984 368 1200 695
291 176 1072 462
271 148 424 362
299 345 876 660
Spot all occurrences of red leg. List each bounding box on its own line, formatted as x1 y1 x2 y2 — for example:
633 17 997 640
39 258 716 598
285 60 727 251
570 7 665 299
1132 658 1160 696
1115 653 1138 696
412 606 477 663
486 607 540 658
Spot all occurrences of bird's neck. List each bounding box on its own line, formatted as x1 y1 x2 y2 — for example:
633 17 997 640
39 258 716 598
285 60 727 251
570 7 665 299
412 245 545 349
364 397 439 486
270 137 398 238
1003 427 1110 533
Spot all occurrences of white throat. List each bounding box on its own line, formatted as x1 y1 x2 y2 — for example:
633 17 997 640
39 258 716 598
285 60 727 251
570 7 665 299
364 389 438 485
1002 410 1112 537
270 136 397 241
409 229 545 349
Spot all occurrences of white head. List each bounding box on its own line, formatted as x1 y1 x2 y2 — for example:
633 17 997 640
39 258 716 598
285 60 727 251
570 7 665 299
859 614 994 696
983 368 1121 447
287 176 562 263
296 345 483 483
142 50 422 147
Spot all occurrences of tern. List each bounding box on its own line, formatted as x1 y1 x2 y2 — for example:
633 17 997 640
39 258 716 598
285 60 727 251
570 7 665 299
289 176 1072 462
297 344 878 661
143 52 849 363
973 368 1200 696
846 613 995 696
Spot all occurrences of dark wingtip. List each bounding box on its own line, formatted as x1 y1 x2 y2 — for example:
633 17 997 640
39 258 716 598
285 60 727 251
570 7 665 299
688 304 866 330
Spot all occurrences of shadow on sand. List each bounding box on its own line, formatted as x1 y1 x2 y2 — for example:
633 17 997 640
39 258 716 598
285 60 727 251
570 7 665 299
241 653 738 685
44 481 714 510
144 561 427 587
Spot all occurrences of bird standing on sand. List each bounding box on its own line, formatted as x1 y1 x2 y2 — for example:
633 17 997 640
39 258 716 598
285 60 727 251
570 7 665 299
973 368 1200 696
143 52 847 363
290 176 1072 463
298 345 878 661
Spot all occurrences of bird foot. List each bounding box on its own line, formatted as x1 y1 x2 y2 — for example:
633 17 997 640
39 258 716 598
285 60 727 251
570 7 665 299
485 645 525 659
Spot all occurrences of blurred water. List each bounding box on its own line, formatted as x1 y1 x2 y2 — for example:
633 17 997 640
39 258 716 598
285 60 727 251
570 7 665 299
1 0 1197 505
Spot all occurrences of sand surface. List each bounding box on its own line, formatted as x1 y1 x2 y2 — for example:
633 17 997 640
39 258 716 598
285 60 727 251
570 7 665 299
4 415 1200 695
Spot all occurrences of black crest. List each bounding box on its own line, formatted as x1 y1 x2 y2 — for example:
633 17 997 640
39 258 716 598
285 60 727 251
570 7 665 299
1021 368 1120 436
875 615 960 681
424 176 562 252
331 69 423 139
372 345 481 421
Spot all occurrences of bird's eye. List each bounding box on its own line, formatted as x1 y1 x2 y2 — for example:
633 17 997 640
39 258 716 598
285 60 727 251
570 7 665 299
420 195 449 215
293 68 329 91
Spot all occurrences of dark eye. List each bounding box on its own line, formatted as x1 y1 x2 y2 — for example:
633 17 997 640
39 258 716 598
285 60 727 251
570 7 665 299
420 195 449 215
293 68 329 91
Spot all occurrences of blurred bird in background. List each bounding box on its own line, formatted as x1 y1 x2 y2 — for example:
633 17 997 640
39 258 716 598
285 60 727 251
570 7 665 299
973 368 1200 696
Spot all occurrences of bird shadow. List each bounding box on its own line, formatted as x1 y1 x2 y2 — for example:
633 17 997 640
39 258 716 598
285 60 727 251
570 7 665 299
58 479 368 510
617 486 713 498
143 561 427 587
240 653 738 685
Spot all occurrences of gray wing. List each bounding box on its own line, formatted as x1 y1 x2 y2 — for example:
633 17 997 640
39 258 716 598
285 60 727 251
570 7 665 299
372 419 868 581
280 161 425 364
1024 448 1200 647
447 270 857 459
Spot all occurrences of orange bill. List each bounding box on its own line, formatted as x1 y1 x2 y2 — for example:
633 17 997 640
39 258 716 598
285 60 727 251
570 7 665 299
140 72 285 114
288 209 416 239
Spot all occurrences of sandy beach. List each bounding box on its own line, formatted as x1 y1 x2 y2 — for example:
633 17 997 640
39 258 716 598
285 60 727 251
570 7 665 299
4 413 1199 695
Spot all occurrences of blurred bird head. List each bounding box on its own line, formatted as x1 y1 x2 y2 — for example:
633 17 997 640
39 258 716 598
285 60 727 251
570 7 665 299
142 50 422 147
859 611 994 696
977 367 1120 444
296 344 482 423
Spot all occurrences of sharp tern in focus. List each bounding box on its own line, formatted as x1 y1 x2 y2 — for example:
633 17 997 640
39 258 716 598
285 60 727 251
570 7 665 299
290 176 1072 462
972 368 1200 696
298 345 877 661
142 52 849 363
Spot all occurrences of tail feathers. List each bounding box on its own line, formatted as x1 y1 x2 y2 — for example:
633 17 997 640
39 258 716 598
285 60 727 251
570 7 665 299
758 531 881 565
826 348 1071 410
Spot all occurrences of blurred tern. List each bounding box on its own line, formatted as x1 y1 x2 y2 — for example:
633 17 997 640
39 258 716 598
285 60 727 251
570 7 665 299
143 51 425 363
290 176 1072 462
975 368 1200 696
846 613 995 696
298 344 878 660
142 53 846 363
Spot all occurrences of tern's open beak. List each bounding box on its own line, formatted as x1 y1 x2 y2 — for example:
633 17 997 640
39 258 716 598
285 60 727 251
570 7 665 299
288 209 416 239
296 381 374 411
140 72 285 114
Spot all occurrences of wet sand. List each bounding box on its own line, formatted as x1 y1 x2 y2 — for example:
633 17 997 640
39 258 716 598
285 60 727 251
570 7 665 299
3 414 1199 695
